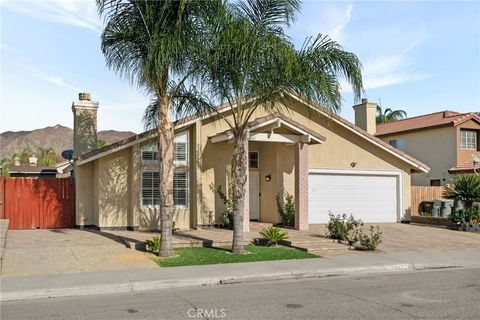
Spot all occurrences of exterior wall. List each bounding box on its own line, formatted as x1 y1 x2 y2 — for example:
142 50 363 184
456 119 480 165
378 127 456 186
198 98 416 224
74 162 95 226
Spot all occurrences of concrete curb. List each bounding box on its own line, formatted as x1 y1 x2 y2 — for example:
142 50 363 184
0 262 463 302
0 219 8 262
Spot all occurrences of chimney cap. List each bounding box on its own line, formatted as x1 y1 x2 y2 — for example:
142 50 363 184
361 98 368 104
79 92 91 101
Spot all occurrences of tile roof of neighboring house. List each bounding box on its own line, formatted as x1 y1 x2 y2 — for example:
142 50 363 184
375 111 480 137
75 93 430 172
449 160 480 174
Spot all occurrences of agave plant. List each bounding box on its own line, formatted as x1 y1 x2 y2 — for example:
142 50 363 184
145 236 161 254
259 227 289 247
443 174 480 209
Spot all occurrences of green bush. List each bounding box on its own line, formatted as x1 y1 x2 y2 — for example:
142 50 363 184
145 236 161 253
443 175 480 209
358 226 382 251
259 227 289 246
326 213 363 243
210 184 233 229
448 208 480 224
276 192 295 227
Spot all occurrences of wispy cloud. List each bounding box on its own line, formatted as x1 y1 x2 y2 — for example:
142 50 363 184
1 0 101 32
342 40 429 92
17 63 82 91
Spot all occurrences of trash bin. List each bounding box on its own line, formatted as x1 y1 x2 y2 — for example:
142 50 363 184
421 201 434 215
453 199 464 213
431 200 442 217
440 199 454 217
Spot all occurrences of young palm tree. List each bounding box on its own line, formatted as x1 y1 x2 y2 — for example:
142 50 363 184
12 147 33 166
37 147 57 166
97 0 216 257
376 106 407 124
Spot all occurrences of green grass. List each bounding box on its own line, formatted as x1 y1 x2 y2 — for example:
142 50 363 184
151 245 318 267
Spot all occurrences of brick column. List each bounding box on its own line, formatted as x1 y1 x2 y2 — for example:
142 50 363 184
295 142 309 230
243 141 250 232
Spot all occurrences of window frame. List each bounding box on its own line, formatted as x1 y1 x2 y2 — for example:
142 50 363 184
249 151 259 169
173 169 189 208
141 143 158 164
460 129 477 150
141 170 160 208
174 131 189 166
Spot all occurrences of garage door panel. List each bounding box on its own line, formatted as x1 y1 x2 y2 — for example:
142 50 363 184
309 173 398 224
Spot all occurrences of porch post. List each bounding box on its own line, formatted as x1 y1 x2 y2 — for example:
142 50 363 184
243 140 250 232
295 142 309 230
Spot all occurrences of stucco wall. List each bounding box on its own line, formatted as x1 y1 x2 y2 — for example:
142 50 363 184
197 97 416 224
75 162 94 226
456 119 480 165
378 127 456 186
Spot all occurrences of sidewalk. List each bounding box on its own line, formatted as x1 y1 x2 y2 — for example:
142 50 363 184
2 249 479 302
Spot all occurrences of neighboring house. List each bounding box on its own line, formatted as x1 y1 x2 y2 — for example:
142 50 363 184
375 111 480 186
71 94 428 231
8 166 58 178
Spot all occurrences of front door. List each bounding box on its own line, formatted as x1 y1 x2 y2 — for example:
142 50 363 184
249 171 260 220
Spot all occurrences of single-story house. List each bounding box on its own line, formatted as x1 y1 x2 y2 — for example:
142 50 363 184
72 93 429 231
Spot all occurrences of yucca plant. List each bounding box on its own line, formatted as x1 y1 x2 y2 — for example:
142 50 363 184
443 175 480 209
259 227 289 247
145 236 161 254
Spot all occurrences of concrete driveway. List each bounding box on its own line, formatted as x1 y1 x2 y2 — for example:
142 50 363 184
1 229 157 278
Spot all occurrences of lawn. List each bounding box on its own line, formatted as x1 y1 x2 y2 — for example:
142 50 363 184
150 245 318 267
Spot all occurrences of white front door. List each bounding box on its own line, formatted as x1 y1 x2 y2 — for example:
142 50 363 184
249 171 260 220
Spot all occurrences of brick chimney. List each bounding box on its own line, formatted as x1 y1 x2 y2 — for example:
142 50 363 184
353 98 377 135
72 92 98 157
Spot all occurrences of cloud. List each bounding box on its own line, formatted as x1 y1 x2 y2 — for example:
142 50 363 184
341 39 429 92
1 0 102 32
17 63 82 91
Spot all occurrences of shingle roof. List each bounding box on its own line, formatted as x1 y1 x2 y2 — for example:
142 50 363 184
449 160 480 173
375 111 480 137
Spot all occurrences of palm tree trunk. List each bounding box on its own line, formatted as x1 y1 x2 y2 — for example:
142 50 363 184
158 95 175 257
231 130 248 254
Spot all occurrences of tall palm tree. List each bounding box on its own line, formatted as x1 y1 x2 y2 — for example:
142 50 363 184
97 0 216 257
376 106 407 124
145 0 363 253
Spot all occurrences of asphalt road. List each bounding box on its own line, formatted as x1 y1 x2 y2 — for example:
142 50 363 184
2 268 479 320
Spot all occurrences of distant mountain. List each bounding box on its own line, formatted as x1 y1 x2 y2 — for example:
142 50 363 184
0 125 135 160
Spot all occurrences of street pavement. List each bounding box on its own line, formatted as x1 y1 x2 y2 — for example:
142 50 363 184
2 267 479 320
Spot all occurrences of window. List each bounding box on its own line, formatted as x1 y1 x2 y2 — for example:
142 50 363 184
389 139 405 151
461 130 477 150
141 171 159 206
141 144 158 162
174 131 188 164
173 170 188 206
430 179 441 186
249 152 259 168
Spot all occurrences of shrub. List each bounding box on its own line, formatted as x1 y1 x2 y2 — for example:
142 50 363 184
145 236 161 253
358 226 382 251
276 192 295 227
443 175 480 209
210 184 233 229
259 227 289 246
326 213 363 243
448 208 480 224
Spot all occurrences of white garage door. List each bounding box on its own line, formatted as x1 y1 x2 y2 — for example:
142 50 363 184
309 171 399 224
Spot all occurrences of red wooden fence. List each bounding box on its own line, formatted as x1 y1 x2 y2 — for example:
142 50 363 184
1 177 74 230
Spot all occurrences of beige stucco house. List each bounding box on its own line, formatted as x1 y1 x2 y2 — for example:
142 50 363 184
375 111 480 186
72 93 429 231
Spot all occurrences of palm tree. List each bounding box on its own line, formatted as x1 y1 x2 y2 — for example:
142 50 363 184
145 0 363 253
12 147 33 166
97 0 216 257
376 106 407 124
443 174 480 209
37 147 57 166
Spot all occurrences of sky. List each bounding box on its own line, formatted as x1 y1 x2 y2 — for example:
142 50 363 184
1 0 479 133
